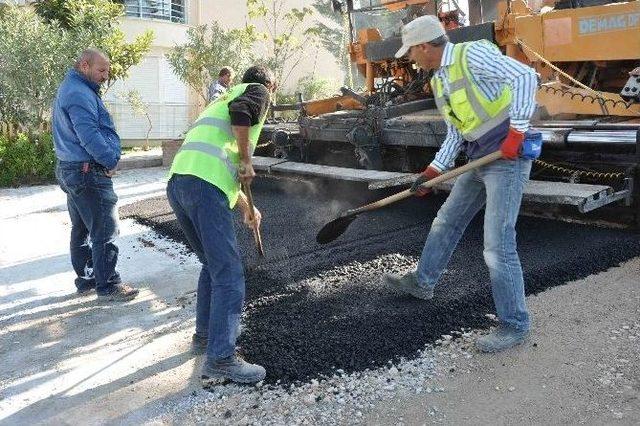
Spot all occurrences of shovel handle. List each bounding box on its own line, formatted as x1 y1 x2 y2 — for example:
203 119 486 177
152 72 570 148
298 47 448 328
243 183 265 256
351 150 503 215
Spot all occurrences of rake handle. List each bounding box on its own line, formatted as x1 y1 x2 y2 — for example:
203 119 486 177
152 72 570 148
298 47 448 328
243 183 265 256
351 151 503 215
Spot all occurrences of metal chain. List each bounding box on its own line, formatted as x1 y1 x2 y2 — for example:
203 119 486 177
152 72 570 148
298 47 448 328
255 141 272 149
533 159 625 180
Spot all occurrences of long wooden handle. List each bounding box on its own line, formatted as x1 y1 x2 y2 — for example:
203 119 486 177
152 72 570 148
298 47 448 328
243 184 265 256
351 151 503 215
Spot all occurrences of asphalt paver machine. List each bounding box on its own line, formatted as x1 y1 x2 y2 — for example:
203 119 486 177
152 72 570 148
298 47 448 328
255 0 640 226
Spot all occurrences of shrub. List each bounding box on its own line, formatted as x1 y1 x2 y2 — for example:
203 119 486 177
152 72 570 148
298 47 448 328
297 74 337 101
0 133 56 187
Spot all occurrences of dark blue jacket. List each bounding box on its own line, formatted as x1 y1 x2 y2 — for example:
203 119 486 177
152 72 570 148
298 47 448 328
52 70 120 169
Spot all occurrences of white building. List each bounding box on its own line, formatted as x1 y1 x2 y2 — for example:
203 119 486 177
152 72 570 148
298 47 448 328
104 0 196 145
110 0 344 146
0 0 352 144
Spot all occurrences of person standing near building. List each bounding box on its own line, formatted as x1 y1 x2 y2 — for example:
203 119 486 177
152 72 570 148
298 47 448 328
52 48 139 302
208 66 235 102
167 65 275 384
384 16 539 353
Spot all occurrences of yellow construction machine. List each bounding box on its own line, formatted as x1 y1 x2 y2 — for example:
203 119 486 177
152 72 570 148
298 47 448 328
257 0 640 226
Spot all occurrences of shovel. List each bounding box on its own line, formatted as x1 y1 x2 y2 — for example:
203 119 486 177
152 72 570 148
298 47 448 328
316 150 503 244
242 183 265 256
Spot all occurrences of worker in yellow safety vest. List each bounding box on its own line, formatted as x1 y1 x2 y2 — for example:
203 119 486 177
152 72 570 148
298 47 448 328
167 65 276 384
383 15 541 353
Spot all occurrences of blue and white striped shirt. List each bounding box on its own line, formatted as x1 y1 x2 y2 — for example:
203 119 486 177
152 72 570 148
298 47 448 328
430 41 538 171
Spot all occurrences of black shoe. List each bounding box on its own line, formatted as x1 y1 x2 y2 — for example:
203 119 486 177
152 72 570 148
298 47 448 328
97 283 139 302
192 333 207 355
76 283 96 295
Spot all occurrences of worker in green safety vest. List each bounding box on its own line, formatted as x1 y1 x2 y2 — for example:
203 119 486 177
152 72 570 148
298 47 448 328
167 65 275 384
383 15 540 353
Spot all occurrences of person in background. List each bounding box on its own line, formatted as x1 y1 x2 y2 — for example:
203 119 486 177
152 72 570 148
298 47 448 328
52 48 139 302
208 66 235 102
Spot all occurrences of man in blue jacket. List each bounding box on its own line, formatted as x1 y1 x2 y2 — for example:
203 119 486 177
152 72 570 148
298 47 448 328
52 48 139 302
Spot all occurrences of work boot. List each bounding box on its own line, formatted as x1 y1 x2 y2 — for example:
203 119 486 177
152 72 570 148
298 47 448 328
76 283 96 295
97 283 139 303
476 325 529 353
383 271 434 300
201 354 266 385
192 333 208 355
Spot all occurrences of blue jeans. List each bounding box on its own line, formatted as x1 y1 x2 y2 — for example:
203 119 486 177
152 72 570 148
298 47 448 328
416 158 532 331
55 161 121 294
166 174 245 361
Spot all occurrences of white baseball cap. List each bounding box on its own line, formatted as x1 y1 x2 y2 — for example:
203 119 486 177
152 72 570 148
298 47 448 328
395 15 446 58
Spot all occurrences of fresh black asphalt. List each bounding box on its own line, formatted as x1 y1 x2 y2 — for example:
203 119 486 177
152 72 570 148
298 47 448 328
120 177 640 384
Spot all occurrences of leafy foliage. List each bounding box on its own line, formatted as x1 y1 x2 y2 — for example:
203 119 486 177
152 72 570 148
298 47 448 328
247 0 317 90
296 73 336 101
0 7 75 127
122 89 152 150
0 1 153 128
33 0 154 86
166 23 260 103
0 132 56 187
310 0 353 86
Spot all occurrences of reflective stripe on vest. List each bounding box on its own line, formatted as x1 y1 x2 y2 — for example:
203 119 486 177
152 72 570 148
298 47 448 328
188 116 234 137
169 83 269 208
431 41 512 141
178 141 238 180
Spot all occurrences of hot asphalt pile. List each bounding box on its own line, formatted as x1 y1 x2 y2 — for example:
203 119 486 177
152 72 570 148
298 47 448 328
120 177 640 385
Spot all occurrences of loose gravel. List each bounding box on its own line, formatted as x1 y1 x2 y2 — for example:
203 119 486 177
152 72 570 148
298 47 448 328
155 328 488 425
120 177 640 387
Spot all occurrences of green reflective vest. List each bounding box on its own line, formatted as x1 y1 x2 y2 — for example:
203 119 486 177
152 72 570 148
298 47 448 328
431 41 512 141
169 83 268 208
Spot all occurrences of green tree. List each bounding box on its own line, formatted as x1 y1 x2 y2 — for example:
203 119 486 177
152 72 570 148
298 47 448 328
166 23 260 104
310 0 353 86
0 7 75 127
296 73 336 101
247 0 316 91
122 90 152 151
33 0 154 87
0 1 153 128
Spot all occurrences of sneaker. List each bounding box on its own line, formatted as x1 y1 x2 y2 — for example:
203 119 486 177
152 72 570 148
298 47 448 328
97 283 139 302
201 354 266 385
383 271 434 300
192 333 208 355
476 325 529 353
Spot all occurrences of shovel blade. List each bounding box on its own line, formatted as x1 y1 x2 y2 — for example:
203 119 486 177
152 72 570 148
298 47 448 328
316 214 358 244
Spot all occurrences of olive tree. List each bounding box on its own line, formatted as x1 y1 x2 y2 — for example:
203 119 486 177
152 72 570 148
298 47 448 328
0 1 153 128
166 23 260 104
0 7 75 128
247 0 317 91
33 0 154 88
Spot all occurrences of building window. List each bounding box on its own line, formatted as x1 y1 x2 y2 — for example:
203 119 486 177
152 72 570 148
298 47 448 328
124 0 187 24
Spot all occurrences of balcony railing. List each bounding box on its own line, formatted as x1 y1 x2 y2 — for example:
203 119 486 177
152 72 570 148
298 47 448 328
105 102 194 139
124 0 187 24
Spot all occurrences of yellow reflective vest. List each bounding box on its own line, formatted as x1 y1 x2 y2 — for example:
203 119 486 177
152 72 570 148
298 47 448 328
169 83 269 208
431 41 512 141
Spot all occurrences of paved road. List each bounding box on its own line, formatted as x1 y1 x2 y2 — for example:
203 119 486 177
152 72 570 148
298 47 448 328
2 167 638 424
121 177 640 383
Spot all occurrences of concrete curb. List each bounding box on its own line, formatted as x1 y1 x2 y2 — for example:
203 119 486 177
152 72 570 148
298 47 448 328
118 153 163 170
